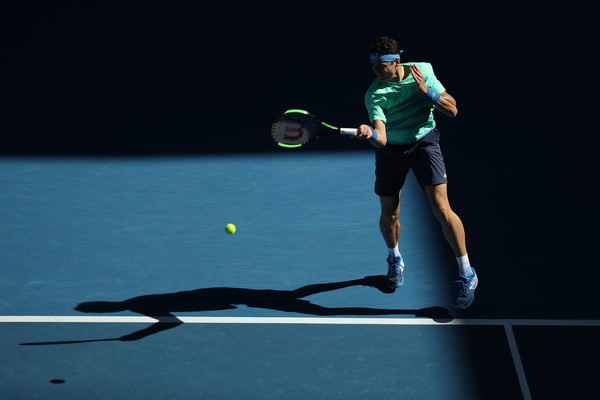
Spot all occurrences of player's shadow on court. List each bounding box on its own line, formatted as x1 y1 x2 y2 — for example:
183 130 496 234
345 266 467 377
21 276 452 345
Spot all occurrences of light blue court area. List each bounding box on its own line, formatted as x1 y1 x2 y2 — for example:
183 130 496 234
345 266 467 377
0 153 524 399
0 153 454 316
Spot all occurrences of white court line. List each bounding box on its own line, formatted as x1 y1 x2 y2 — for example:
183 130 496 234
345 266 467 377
504 323 532 400
2 315 600 325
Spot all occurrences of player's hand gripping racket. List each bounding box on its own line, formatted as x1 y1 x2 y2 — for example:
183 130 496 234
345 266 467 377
271 109 376 148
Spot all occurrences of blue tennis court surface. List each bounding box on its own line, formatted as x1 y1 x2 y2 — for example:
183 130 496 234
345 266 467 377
6 323 485 399
0 153 455 316
0 154 492 399
2 153 597 399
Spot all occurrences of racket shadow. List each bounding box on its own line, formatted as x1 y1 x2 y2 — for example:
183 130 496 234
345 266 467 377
20 276 452 345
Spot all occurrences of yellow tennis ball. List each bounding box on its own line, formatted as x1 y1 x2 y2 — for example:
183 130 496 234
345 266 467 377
225 223 236 235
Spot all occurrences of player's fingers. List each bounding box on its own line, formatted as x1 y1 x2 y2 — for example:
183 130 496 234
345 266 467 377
355 125 368 138
356 130 369 140
410 64 422 77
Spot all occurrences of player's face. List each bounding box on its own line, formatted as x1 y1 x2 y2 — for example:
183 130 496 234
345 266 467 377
371 60 398 81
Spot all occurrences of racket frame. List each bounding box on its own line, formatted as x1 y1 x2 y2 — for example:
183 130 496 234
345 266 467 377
272 109 356 148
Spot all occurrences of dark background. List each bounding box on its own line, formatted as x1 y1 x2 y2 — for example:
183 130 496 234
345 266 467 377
3 0 599 318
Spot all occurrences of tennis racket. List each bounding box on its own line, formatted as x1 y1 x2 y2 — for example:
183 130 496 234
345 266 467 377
270 109 357 148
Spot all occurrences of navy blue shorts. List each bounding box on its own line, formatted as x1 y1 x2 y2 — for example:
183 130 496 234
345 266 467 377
374 129 448 196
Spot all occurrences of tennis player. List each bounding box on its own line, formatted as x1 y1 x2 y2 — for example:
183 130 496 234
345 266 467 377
353 36 477 309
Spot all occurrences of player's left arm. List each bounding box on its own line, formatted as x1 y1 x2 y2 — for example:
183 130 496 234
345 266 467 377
410 64 458 117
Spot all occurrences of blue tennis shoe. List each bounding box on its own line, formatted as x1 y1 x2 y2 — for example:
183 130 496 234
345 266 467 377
386 256 404 288
453 268 478 309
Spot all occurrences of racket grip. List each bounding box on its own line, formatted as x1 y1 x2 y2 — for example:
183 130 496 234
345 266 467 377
339 128 356 135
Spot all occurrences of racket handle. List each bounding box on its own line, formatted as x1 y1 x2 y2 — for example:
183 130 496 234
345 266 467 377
339 128 356 135
340 127 379 141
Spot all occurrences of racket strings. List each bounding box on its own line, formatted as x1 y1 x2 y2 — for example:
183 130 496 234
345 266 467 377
271 114 319 145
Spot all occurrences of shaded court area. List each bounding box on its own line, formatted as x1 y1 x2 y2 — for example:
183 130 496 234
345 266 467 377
4 321 491 400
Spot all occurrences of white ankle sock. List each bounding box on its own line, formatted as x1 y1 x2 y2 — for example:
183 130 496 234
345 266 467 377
457 254 473 277
388 245 401 259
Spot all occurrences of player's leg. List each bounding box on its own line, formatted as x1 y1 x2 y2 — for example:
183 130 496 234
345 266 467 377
375 148 411 289
412 129 477 308
379 194 405 288
412 132 469 261
424 183 466 258
425 183 478 309
379 194 401 250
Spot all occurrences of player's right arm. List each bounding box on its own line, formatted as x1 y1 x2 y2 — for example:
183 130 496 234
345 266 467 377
355 120 386 148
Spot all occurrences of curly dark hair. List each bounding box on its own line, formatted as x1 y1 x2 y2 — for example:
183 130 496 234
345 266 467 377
369 36 401 56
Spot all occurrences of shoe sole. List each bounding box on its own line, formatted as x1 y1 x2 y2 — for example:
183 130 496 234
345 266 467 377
387 276 404 289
